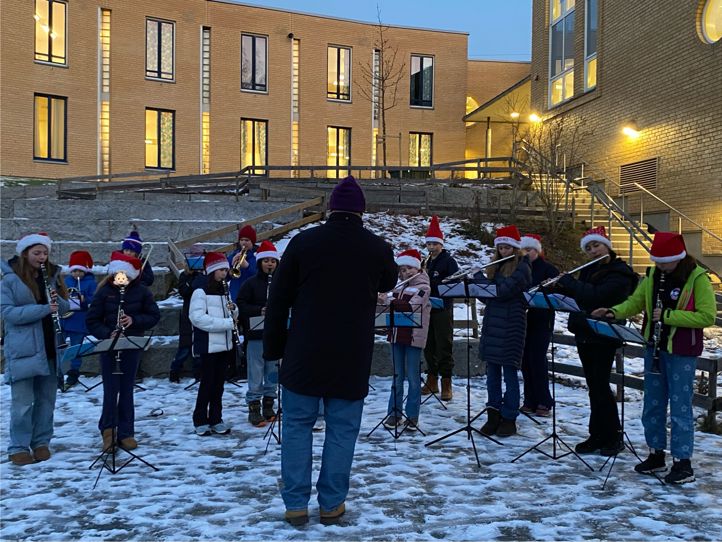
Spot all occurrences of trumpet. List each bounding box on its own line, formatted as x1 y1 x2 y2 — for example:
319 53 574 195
62 276 82 319
421 253 432 271
229 248 248 279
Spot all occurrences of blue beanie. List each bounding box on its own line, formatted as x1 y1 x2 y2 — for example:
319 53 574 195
122 230 143 255
329 175 365 213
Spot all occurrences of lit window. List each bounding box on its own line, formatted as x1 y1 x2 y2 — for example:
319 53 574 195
242 34 267 92
34 0 66 64
585 0 598 90
241 119 267 175
409 133 432 167
549 0 575 106
410 55 434 107
328 46 351 101
701 0 722 43
34 94 66 161
327 126 351 179
145 108 175 169
146 18 174 80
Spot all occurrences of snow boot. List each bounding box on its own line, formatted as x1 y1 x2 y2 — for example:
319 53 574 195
480 408 501 436
496 417 517 437
664 459 695 484
421 374 438 395
65 370 80 388
262 397 277 421
635 451 666 474
441 377 453 401
248 401 266 427
169 370 180 383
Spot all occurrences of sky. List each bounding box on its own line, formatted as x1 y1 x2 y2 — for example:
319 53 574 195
229 0 533 61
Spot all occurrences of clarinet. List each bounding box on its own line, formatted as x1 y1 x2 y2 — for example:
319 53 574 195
649 271 665 375
39 263 68 352
222 279 242 350
113 283 127 375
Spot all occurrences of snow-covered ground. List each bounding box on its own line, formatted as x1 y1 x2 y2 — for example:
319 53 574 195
2 212 721 540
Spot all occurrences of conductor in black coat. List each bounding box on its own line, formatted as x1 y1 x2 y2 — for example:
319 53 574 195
263 176 397 524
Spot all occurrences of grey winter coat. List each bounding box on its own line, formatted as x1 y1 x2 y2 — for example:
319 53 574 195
1 259 70 383
477 256 532 368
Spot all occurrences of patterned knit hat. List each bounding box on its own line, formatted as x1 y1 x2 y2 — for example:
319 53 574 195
121 230 143 255
494 225 522 248
256 240 280 261
580 225 612 251
425 215 444 245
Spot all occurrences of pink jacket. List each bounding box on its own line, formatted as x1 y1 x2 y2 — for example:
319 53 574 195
384 271 432 348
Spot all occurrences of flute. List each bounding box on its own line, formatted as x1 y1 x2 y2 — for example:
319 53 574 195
441 254 516 283
527 254 610 294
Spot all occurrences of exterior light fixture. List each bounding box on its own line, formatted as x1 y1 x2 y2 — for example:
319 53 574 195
510 111 520 119
622 121 640 138
529 113 541 123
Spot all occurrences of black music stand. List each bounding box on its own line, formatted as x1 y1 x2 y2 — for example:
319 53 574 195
71 336 148 393
59 340 97 392
367 303 427 440
511 288 594 471
85 334 159 488
585 318 664 488
425 277 502 468
419 296 449 410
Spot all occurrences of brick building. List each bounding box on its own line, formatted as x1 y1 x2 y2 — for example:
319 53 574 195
529 0 722 269
1 0 528 182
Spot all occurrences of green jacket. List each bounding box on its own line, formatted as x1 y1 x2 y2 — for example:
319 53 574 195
611 265 716 356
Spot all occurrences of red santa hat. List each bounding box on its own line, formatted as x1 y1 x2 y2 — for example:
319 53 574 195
650 232 687 263
16 232 52 255
107 251 141 280
494 225 522 248
204 252 230 274
238 225 257 244
256 240 280 261
396 248 422 269
425 215 445 245
520 233 542 253
68 250 94 273
580 225 612 251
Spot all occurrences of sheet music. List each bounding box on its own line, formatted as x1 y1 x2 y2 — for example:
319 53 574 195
438 282 497 299
524 292 580 312
374 304 423 328
586 319 646 345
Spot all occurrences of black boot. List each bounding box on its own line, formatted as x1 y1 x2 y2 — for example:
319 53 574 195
262 397 277 421
496 417 517 437
664 459 695 484
635 450 666 474
65 369 80 388
480 408 501 436
248 401 265 427
169 370 180 383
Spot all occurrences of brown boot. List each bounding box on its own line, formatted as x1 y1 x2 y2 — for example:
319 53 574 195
101 428 114 451
421 374 438 395
9 452 35 466
119 437 138 450
33 446 51 462
441 377 453 401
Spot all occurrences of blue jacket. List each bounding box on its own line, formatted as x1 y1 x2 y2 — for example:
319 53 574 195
62 273 97 334
227 247 256 301
1 258 71 383
86 279 160 339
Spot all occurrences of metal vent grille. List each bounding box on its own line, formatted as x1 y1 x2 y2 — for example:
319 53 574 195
619 158 658 194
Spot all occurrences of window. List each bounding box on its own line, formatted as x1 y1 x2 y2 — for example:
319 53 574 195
241 34 267 92
34 0 66 64
410 55 433 107
327 126 351 179
585 0 598 90
409 133 432 167
701 0 722 43
146 18 174 80
241 118 267 175
327 46 351 101
145 108 175 169
549 0 575 106
34 94 66 161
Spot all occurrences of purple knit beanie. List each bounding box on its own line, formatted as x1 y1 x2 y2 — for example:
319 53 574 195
329 176 366 213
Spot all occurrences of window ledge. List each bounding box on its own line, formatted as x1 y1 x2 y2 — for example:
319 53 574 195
241 88 269 95
145 77 176 84
327 98 352 104
410 105 434 110
145 168 175 172
545 87 601 117
33 159 68 164
34 60 68 69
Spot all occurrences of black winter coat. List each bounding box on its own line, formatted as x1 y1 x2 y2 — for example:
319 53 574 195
263 212 398 400
527 257 560 332
426 249 460 311
86 280 160 339
237 266 273 341
478 256 532 367
557 254 637 345
177 271 206 348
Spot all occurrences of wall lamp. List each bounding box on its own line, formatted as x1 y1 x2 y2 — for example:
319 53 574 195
622 121 640 139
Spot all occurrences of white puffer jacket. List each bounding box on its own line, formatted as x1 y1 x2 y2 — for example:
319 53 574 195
189 288 240 354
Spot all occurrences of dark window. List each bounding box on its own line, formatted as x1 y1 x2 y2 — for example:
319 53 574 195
410 55 433 107
242 34 267 92
146 18 174 80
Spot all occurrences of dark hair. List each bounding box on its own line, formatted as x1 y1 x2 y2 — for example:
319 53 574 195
11 252 67 302
665 255 697 283
487 248 521 279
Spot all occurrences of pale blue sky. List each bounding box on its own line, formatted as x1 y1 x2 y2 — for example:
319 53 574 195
228 0 533 61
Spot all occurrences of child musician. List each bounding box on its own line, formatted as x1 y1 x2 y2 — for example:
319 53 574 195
519 234 559 417
380 249 431 431
227 225 258 300
592 232 715 484
478 226 531 438
86 252 160 451
121 228 154 287
237 240 281 427
189 252 239 436
1 233 69 465
63 250 97 389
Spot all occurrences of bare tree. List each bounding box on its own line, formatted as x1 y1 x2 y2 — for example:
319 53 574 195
357 7 406 175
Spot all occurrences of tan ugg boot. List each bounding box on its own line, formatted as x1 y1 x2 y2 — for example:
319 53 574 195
421 375 438 395
101 428 114 451
441 377 453 401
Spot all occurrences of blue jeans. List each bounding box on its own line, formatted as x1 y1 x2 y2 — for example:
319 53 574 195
65 331 85 372
245 340 279 403
485 362 520 420
387 344 422 420
643 349 696 459
8 375 58 455
170 345 201 376
281 387 364 512
98 350 141 441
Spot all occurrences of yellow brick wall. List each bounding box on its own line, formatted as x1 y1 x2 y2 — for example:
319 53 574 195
1 0 469 179
529 0 722 254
